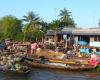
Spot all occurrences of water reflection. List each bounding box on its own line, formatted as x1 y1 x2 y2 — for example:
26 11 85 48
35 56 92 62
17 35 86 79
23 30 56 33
0 68 100 80
0 71 28 80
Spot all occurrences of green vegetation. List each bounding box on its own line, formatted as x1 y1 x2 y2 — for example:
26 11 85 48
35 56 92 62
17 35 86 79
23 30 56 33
0 8 76 41
49 8 76 31
94 66 100 72
22 11 42 41
59 8 75 27
0 15 22 40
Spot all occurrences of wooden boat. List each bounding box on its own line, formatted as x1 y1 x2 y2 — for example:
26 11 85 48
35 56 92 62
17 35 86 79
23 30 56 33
24 58 96 71
0 65 30 75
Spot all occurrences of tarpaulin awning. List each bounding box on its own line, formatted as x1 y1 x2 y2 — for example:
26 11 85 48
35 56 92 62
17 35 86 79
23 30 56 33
90 42 100 47
78 41 88 46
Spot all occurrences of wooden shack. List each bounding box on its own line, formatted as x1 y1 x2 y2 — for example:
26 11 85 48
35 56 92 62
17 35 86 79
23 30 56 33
45 29 73 51
45 28 100 52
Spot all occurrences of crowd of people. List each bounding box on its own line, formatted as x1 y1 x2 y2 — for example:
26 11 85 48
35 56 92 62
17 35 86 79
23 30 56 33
0 39 99 69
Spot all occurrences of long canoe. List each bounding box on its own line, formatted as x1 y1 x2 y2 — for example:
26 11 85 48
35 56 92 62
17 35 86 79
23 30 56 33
24 59 96 71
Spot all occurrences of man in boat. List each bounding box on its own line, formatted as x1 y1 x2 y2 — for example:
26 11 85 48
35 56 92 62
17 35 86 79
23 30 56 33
38 56 46 64
54 47 59 57
66 50 72 59
35 45 42 57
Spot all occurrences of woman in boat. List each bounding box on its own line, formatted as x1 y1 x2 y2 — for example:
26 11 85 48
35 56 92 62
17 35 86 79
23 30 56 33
89 53 98 67
31 41 39 54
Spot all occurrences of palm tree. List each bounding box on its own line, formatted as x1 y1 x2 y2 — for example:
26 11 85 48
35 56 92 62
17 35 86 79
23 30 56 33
23 11 41 41
23 11 41 28
40 21 49 32
39 21 50 43
59 8 75 27
59 8 71 22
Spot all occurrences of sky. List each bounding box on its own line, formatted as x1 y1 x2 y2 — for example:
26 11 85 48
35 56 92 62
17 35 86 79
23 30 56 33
0 0 100 28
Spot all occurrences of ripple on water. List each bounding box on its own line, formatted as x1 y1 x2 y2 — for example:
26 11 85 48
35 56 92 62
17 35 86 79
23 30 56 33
0 68 100 80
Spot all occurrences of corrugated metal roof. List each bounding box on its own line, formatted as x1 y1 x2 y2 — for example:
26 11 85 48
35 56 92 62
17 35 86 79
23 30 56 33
73 29 100 35
46 30 72 35
46 28 100 35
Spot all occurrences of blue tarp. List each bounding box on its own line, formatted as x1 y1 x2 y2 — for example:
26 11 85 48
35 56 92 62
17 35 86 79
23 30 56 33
80 48 92 54
80 49 86 53
79 48 100 55
78 41 88 46
0 43 5 49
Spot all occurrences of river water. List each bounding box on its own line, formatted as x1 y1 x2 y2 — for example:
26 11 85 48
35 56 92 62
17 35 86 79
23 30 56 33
0 68 100 80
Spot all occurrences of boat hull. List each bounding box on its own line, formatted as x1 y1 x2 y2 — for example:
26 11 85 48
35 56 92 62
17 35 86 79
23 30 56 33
25 60 96 71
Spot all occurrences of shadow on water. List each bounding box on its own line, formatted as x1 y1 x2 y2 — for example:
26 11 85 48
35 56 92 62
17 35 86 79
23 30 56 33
0 68 100 80
0 71 29 80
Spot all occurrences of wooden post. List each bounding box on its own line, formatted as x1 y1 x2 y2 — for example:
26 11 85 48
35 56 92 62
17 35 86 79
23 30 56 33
54 31 57 48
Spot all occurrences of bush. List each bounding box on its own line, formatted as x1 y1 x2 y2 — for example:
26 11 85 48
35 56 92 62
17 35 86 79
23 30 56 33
95 66 100 72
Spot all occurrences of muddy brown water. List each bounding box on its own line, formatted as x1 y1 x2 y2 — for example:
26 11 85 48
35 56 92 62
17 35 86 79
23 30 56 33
0 68 100 80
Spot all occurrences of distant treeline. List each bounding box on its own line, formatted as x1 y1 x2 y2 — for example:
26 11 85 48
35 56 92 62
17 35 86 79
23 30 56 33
0 8 76 41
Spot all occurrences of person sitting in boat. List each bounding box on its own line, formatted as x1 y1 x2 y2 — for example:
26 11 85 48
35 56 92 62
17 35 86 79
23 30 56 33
39 56 46 64
77 50 82 58
0 60 5 66
3 63 9 71
54 47 59 57
35 45 42 57
89 53 98 67
91 53 97 60
93 48 96 53
15 62 21 71
3 58 12 70
9 62 16 71
66 50 71 59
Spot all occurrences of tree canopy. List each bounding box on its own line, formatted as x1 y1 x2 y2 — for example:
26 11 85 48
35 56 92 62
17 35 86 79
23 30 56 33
0 15 22 40
59 8 75 27
49 8 76 31
0 8 77 41
23 11 43 41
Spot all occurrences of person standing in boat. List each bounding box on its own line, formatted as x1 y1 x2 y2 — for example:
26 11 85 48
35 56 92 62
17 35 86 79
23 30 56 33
31 41 39 54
